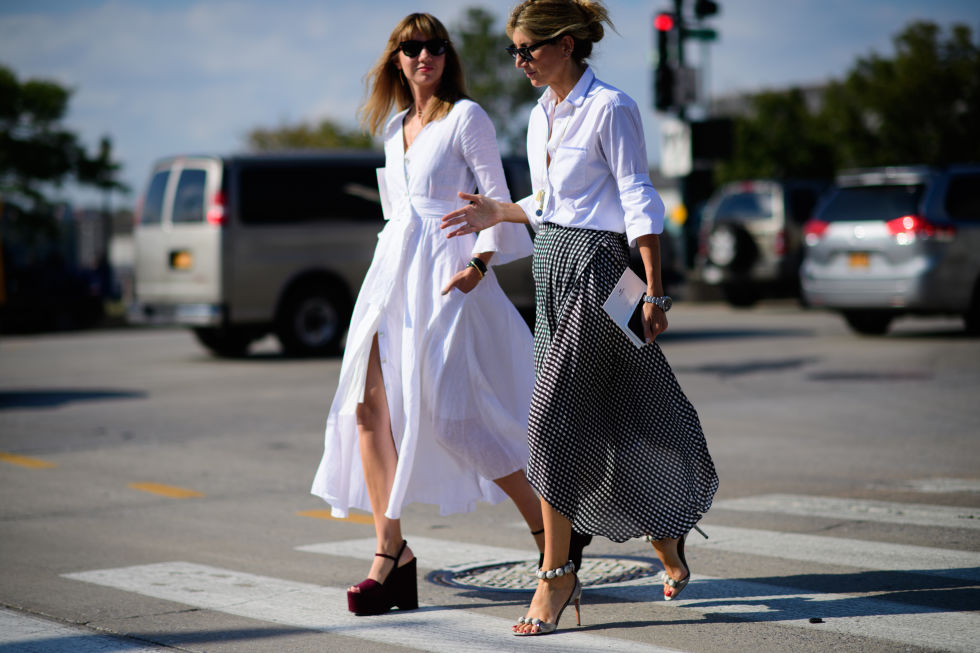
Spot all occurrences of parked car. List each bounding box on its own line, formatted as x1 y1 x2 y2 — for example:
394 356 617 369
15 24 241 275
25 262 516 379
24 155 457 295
800 165 980 335
696 179 830 306
128 151 536 357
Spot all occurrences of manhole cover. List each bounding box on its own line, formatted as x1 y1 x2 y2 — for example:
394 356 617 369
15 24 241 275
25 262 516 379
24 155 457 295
429 557 660 592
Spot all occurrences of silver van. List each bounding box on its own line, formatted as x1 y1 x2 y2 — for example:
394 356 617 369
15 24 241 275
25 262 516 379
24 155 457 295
129 152 535 356
800 165 980 335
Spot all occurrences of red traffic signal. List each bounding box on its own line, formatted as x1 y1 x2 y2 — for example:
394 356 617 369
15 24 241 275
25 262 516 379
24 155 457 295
654 12 675 32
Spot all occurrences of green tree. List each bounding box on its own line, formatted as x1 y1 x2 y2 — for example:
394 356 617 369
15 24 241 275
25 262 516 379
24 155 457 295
821 21 980 167
716 20 979 182
0 64 125 208
245 119 374 151
453 7 537 153
717 88 835 182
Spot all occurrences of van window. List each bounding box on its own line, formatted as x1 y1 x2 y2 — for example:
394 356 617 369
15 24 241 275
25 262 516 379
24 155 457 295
172 168 207 224
141 170 169 225
819 185 924 222
944 174 980 221
238 164 383 225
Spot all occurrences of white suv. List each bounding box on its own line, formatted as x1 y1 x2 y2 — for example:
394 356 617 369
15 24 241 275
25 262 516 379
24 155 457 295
800 165 980 335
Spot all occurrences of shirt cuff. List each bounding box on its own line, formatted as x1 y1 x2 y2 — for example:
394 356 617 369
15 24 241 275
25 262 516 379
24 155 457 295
517 194 541 232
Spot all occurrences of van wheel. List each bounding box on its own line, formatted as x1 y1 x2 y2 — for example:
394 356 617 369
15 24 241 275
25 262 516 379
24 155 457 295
193 327 255 357
276 284 349 356
842 310 892 336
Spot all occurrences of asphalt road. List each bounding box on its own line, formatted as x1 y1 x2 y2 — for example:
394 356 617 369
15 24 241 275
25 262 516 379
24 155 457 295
1 303 978 653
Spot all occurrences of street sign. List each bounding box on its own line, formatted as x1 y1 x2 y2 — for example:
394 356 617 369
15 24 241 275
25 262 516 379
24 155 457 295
660 117 692 178
683 27 718 40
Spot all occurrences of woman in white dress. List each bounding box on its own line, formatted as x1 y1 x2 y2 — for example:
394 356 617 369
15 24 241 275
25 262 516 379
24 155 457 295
310 13 544 616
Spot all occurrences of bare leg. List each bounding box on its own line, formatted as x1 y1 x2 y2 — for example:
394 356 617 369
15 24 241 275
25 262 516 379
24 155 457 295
493 470 545 555
350 335 413 593
649 537 687 598
513 498 576 634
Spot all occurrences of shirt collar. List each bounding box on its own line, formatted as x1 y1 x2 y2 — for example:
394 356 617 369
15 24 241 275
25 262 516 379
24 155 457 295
538 65 595 110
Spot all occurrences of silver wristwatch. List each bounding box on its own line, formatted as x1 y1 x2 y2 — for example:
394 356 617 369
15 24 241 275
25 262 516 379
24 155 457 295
642 295 672 312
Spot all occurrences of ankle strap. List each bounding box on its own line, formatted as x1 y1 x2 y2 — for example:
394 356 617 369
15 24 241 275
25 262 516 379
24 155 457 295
374 539 408 562
530 527 544 536
535 560 575 579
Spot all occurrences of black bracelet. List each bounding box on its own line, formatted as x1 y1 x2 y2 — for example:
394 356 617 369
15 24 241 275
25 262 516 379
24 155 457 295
468 257 488 277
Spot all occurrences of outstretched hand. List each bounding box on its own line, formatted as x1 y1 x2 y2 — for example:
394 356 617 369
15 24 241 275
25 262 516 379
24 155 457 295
440 192 501 238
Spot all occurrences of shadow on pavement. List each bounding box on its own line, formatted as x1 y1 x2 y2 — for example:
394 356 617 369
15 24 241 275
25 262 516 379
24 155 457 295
0 389 146 410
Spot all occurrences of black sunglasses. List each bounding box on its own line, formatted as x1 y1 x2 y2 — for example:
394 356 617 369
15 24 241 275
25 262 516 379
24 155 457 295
398 38 449 58
505 36 560 63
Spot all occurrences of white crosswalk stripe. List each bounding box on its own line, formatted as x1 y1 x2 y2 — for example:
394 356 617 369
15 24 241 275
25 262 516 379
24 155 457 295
714 493 980 530
52 494 979 653
687 525 980 582
63 562 683 653
0 607 169 652
297 536 534 570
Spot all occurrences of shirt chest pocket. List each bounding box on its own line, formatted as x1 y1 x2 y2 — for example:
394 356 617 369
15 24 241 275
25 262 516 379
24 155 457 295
550 145 591 195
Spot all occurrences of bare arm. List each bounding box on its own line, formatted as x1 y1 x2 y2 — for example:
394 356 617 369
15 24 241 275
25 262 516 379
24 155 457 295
440 191 529 238
636 233 668 342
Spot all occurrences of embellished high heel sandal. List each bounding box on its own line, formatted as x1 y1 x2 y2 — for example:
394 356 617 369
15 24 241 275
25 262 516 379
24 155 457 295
347 539 418 616
513 560 582 636
647 526 708 602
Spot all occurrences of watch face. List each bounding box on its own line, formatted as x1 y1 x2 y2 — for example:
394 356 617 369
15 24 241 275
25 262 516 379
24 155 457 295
662 297 673 311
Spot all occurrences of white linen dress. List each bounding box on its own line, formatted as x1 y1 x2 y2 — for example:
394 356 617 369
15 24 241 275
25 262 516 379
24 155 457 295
311 99 535 519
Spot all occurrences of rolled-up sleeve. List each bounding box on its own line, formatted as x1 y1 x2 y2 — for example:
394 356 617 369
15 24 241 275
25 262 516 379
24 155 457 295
599 101 665 246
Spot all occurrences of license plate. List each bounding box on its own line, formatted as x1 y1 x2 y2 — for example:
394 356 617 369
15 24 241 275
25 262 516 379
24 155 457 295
848 252 870 268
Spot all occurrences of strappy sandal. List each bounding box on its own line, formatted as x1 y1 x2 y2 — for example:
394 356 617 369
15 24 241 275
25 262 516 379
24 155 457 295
646 526 708 601
513 560 582 636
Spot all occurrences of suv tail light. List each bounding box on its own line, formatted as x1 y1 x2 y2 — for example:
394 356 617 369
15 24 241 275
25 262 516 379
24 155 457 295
206 190 226 226
886 214 955 244
803 219 829 246
774 228 786 256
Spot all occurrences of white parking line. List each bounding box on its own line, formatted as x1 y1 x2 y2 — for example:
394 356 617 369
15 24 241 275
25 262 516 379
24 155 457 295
63 562 685 653
688 525 980 582
0 607 169 652
714 494 980 530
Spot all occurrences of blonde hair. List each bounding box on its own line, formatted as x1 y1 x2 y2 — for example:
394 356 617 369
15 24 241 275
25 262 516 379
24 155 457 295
359 13 467 137
506 0 614 65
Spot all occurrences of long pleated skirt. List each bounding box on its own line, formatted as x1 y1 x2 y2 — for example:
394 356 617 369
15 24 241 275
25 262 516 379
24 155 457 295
527 223 718 543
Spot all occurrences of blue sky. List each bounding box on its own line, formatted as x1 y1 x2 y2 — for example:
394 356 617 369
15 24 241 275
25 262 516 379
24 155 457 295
1 0 976 207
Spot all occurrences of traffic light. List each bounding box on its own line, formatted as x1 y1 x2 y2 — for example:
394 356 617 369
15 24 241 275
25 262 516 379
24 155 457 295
653 11 676 111
694 0 719 20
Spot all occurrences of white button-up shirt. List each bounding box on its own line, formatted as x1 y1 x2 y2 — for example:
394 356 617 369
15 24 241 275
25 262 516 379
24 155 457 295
516 66 665 247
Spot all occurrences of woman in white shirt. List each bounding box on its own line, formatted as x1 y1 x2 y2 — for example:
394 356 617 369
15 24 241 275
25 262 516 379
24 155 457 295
310 13 545 617
442 0 718 636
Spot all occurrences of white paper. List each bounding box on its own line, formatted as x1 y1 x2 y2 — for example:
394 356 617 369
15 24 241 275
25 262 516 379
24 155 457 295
602 267 647 348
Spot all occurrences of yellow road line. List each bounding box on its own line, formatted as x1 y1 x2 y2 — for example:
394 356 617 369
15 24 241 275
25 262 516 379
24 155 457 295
128 482 204 499
0 452 57 469
297 509 374 525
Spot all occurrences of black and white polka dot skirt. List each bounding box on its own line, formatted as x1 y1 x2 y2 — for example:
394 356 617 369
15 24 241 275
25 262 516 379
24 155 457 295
528 223 718 543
